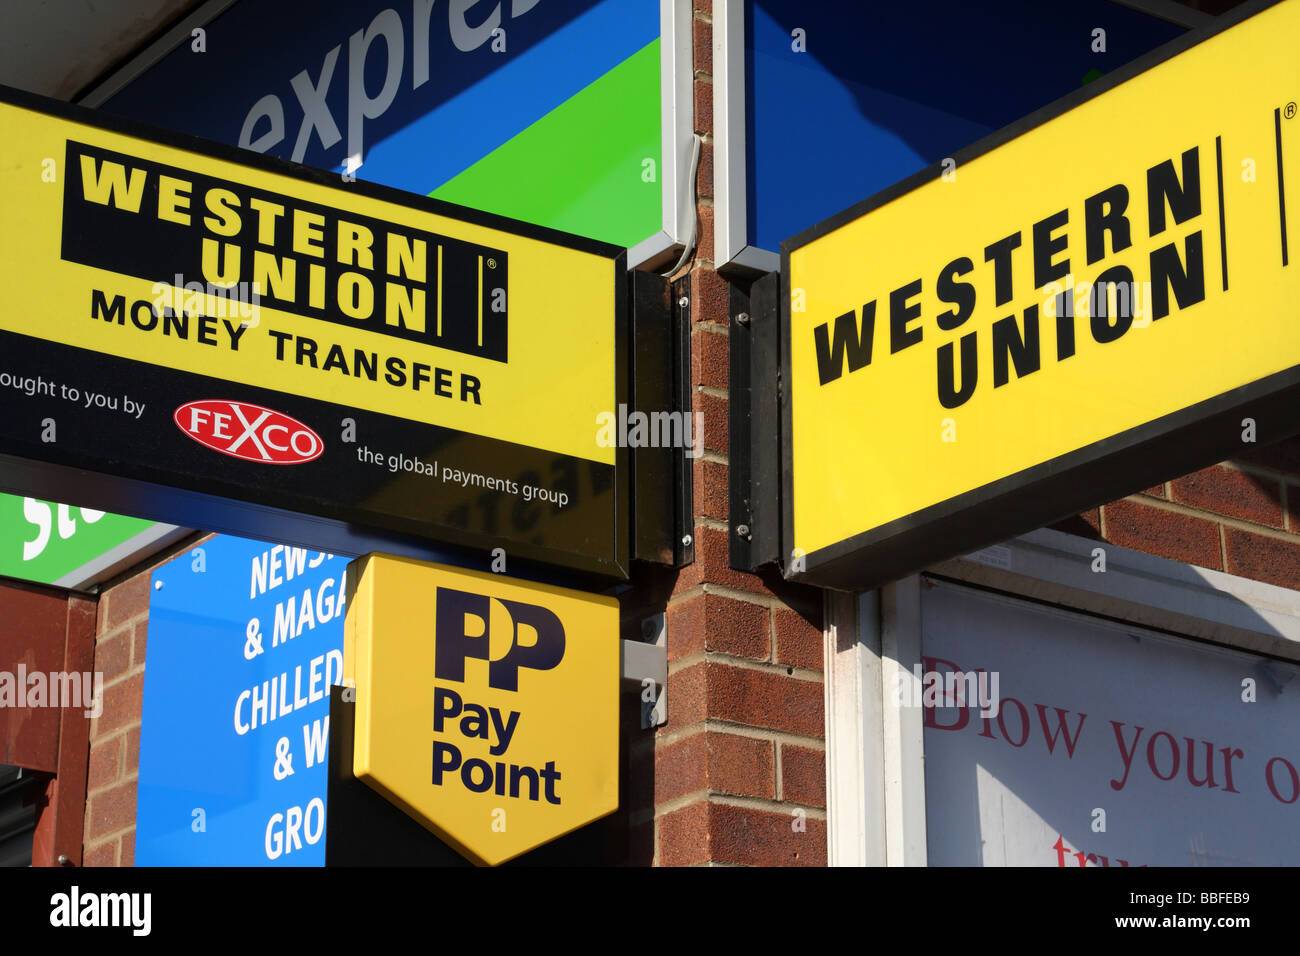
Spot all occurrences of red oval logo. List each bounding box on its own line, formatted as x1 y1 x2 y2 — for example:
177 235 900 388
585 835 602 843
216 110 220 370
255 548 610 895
173 400 324 465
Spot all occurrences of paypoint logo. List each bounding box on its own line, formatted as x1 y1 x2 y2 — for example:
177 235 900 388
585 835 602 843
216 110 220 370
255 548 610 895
431 588 565 804
345 555 619 865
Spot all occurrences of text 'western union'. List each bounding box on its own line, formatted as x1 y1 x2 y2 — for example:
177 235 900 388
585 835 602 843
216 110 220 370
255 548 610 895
63 141 509 363
812 144 1212 408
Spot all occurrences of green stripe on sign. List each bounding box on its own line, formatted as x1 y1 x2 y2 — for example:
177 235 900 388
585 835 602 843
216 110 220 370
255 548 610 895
431 39 661 249
0 493 158 586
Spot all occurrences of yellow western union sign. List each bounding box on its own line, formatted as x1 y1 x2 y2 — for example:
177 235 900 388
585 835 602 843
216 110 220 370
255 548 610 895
783 0 1300 589
0 97 617 463
0 86 626 577
344 554 619 866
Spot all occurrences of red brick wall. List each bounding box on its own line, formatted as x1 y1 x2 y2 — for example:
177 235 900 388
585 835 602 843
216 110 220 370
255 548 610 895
1053 449 1300 589
614 3 828 867
82 536 200 866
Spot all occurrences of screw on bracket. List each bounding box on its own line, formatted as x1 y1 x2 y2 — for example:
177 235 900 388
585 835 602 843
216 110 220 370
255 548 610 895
681 534 693 548
678 296 690 309
736 312 750 326
735 524 751 538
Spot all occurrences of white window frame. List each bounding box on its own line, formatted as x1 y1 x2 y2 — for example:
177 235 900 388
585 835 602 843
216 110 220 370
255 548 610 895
824 526 1300 866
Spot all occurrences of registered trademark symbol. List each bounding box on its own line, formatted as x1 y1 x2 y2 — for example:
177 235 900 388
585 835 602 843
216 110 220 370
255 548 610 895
1286 102 1297 120
486 258 497 269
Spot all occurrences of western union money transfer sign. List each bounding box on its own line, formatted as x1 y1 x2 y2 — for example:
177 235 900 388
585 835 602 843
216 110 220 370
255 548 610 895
0 86 626 577
783 0 1299 590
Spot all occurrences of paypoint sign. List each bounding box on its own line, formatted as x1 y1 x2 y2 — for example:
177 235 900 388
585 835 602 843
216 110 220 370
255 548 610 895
783 0 1299 590
0 87 625 577
343 554 619 865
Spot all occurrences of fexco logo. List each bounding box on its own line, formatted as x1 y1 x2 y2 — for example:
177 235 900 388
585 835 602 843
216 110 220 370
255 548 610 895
174 400 323 464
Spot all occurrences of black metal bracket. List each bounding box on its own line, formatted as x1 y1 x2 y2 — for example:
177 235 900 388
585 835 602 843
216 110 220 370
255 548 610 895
629 270 694 567
729 271 782 572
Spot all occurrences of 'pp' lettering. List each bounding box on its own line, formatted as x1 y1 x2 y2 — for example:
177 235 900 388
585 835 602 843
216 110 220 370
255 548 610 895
433 587 565 691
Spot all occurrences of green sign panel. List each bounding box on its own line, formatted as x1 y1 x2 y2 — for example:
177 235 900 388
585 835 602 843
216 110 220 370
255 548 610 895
0 494 179 589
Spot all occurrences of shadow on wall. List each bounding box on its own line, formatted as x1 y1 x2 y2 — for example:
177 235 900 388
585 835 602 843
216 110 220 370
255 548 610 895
1050 434 1300 590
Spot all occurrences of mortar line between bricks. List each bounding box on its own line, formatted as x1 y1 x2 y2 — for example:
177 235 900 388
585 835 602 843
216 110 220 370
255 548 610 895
709 793 827 817
97 669 145 694
697 450 727 464
698 581 814 612
654 788 710 817
774 738 783 801
765 611 775 661
88 730 132 770
83 845 121 868
1220 522 1228 569
667 650 705 675
100 609 149 630
86 824 138 846
695 384 726 399
1123 493 1300 541
666 639 824 679
695 322 727 337
82 842 122 864
87 770 139 799
669 649 817 677
703 720 824 750
654 719 825 751
96 621 141 645
671 581 819 616
1283 479 1291 532
90 723 138 745
663 583 708 604
702 652 823 681
652 721 710 748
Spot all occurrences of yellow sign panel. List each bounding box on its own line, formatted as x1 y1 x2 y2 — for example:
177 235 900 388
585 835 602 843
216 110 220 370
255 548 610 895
0 87 626 577
784 1 1300 588
344 554 620 866
0 97 617 465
